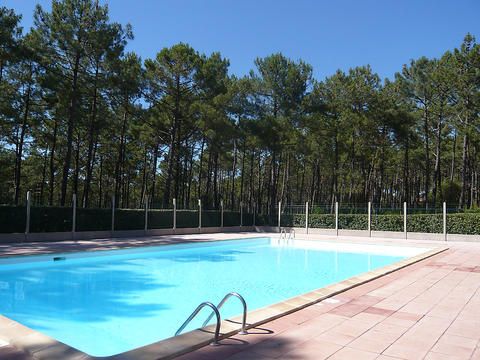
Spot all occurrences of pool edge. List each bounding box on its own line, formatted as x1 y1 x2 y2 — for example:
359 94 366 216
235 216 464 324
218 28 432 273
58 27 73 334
0 245 448 360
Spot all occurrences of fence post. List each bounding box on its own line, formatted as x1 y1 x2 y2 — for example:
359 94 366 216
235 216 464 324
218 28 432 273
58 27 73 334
173 198 176 230
305 201 309 234
278 201 281 231
403 201 407 239
144 195 148 231
368 201 371 237
335 202 339 236
198 199 202 231
111 195 115 232
443 201 447 242
240 201 243 227
72 194 77 233
220 200 224 228
25 190 31 235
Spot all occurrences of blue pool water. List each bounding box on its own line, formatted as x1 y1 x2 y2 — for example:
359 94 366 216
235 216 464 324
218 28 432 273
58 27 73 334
0 238 407 356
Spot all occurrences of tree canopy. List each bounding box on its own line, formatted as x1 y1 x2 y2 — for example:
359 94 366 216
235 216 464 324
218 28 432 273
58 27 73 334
1 1 479 212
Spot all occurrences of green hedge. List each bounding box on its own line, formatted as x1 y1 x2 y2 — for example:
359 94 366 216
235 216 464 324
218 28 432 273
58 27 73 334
252 212 480 235
30 206 72 232
448 214 480 235
0 205 479 235
224 211 240 227
255 213 277 226
149 209 173 229
372 214 403 232
77 208 111 231
115 209 144 230
0 205 26 233
176 210 199 228
408 214 442 233
202 210 221 227
243 213 254 226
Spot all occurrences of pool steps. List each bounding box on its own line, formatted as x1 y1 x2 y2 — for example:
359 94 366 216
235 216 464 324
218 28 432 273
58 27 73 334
202 292 248 335
276 228 295 245
176 292 248 346
175 302 221 346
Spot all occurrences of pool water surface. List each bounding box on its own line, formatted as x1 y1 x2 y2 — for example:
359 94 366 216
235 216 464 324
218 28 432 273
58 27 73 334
0 237 420 356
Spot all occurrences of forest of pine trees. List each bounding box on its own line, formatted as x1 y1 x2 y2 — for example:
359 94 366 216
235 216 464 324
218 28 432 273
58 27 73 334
1 1 480 214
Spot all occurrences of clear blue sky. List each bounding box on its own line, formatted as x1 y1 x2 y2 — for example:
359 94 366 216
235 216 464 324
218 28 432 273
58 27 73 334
5 0 480 82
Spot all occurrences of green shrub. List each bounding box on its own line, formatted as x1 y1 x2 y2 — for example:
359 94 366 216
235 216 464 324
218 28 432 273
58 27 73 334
243 213 254 226
308 214 335 229
407 214 443 233
224 211 240 226
77 208 111 231
148 209 173 229
115 209 144 230
0 205 26 233
372 214 403 232
447 213 480 235
30 206 72 232
254 213 277 226
339 214 368 230
202 210 221 227
176 210 199 228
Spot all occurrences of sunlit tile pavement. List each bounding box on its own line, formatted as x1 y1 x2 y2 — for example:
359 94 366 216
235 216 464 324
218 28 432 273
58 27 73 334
1 233 480 359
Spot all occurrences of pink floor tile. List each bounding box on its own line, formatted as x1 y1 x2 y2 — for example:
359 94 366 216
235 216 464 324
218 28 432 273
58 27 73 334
446 319 480 339
471 347 480 360
329 303 369 318
372 322 409 336
430 334 477 358
363 306 395 317
424 351 466 360
314 330 356 346
350 294 384 306
278 339 342 360
347 329 400 353
327 346 378 360
383 343 430 360
0 346 36 360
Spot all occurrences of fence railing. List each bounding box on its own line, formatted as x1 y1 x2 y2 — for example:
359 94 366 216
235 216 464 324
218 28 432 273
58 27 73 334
271 201 480 238
0 192 256 235
1 194 479 238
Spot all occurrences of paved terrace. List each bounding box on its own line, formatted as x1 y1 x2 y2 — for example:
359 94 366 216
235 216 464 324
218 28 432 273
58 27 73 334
1 233 479 360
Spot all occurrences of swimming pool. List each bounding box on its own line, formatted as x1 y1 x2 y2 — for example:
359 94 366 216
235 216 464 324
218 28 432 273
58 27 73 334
0 237 432 357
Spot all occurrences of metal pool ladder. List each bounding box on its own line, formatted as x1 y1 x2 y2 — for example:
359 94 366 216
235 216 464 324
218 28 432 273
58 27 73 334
278 228 294 245
287 228 295 242
203 292 248 335
175 302 221 346
175 292 248 346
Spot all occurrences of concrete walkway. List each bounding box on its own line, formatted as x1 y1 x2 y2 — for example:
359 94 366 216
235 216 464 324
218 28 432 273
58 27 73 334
1 234 479 359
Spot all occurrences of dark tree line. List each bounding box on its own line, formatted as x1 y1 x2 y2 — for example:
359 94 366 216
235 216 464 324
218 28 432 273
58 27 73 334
1 1 480 213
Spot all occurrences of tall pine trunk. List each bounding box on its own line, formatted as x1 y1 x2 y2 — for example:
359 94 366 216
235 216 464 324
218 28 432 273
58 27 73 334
49 119 58 205
14 81 31 204
60 53 81 206
82 65 99 207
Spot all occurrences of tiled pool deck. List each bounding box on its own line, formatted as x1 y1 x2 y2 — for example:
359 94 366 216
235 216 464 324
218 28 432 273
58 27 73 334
1 233 479 360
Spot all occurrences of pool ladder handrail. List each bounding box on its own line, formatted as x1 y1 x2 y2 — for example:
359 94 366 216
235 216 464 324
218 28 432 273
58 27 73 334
202 292 248 335
279 228 287 242
287 228 295 241
175 302 221 346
